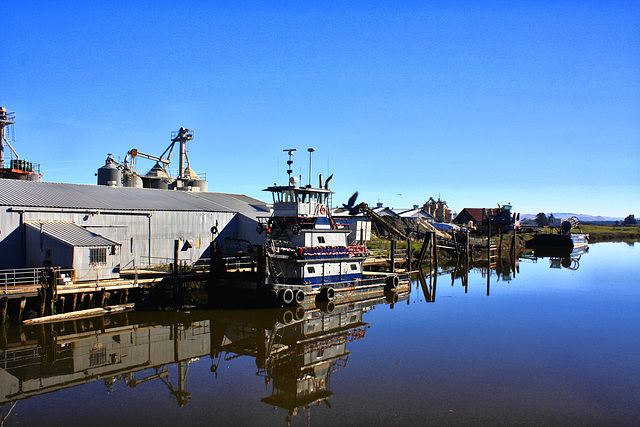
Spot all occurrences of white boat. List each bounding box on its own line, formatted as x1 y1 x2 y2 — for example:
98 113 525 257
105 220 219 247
212 149 409 307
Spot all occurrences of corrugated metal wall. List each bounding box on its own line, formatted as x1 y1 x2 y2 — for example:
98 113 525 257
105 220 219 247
1 209 263 270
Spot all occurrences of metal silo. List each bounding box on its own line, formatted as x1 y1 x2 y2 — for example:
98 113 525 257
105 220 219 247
97 158 121 186
191 179 208 192
123 172 143 188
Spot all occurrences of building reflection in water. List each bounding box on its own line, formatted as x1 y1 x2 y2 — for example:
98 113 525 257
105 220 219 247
0 291 407 424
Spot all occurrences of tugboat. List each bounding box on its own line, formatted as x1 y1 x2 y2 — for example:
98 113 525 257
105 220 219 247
211 149 409 307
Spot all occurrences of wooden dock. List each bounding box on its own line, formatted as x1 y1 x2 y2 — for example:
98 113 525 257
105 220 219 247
0 267 184 324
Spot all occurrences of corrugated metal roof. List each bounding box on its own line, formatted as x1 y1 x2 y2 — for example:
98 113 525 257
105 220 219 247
26 221 120 247
0 179 269 217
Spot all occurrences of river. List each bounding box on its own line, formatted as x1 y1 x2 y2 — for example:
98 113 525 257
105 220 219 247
1 242 638 426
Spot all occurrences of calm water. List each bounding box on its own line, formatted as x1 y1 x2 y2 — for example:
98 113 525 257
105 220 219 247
1 242 638 426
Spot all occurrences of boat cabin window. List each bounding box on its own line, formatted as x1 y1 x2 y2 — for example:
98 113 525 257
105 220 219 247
273 190 298 203
317 236 326 244
350 263 358 270
285 190 297 203
307 266 315 273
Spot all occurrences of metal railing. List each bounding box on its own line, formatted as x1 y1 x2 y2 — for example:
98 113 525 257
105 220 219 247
1 265 117 290
0 160 41 174
222 254 255 272
0 267 46 290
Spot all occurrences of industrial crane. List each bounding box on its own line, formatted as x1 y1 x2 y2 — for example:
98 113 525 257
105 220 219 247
122 127 194 177
124 148 171 174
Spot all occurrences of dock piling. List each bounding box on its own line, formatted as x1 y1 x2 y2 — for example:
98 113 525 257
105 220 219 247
0 297 7 324
416 232 430 267
390 240 396 273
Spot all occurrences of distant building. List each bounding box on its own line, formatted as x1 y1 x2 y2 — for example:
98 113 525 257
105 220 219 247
423 197 452 222
392 205 435 221
453 208 498 228
371 203 400 217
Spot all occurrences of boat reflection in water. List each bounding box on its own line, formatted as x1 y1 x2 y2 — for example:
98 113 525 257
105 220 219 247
0 290 407 423
522 244 589 270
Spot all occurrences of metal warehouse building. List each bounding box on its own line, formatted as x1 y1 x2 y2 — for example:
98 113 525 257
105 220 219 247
0 178 270 278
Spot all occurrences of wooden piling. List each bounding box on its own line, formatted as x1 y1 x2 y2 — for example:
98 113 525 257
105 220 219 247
432 232 438 271
56 296 65 315
47 292 55 316
257 245 266 286
0 321 7 350
452 232 459 261
18 296 27 323
0 297 7 324
416 232 431 267
67 293 78 312
82 292 93 309
487 216 492 258
390 240 396 273
38 291 46 317
465 228 470 264
99 290 107 307
174 240 179 277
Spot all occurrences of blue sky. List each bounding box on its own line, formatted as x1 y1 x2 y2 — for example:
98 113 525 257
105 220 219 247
2 1 638 217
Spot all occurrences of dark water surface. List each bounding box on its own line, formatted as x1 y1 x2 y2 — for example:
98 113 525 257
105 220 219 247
2 242 638 426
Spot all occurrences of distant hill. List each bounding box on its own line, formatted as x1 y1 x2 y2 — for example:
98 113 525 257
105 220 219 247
520 213 624 222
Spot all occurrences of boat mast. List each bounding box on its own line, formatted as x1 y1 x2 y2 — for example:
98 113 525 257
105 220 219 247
283 148 297 185
307 147 315 187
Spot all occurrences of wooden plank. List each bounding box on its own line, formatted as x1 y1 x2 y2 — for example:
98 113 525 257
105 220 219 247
22 303 135 326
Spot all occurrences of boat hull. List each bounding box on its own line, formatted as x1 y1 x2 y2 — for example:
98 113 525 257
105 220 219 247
526 233 589 257
210 272 410 308
526 233 589 248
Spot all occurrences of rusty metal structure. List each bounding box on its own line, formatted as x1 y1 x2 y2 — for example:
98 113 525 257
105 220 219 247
0 107 41 181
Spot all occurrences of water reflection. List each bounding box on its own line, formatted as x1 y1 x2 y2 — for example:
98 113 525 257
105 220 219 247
1 246 600 424
522 245 589 270
0 292 407 424
413 244 589 301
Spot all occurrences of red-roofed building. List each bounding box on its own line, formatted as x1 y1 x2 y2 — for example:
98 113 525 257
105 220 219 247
453 208 499 228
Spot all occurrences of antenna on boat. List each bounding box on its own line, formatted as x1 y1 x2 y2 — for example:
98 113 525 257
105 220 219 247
283 149 297 186
307 148 315 187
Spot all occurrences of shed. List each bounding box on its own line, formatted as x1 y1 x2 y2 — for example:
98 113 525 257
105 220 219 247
25 221 121 281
